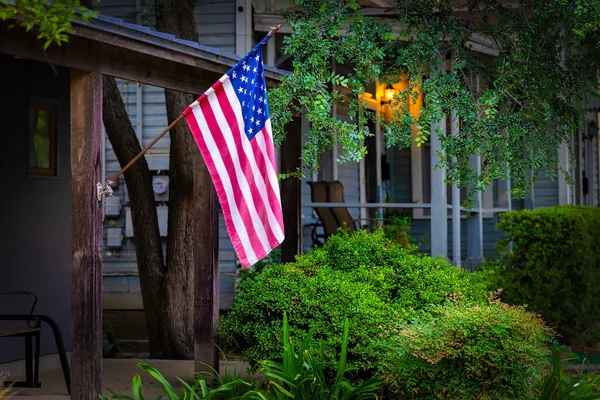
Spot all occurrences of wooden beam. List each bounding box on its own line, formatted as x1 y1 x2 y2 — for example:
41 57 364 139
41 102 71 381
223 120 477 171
193 157 219 373
70 70 103 400
0 24 214 94
280 117 303 263
0 23 281 95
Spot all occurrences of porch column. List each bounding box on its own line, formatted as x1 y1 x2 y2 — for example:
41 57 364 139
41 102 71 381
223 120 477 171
70 70 103 400
280 116 303 263
451 109 461 267
430 115 448 258
467 155 484 268
558 141 571 205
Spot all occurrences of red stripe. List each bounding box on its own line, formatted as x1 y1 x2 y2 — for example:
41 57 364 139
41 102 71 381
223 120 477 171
250 129 284 241
199 86 267 260
261 126 278 172
213 86 280 249
185 109 250 266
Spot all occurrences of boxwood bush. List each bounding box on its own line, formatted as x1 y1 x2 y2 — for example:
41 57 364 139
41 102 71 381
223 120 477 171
490 206 600 345
219 230 552 398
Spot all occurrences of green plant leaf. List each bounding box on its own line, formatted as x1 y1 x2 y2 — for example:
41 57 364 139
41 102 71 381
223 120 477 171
136 363 178 400
132 375 144 400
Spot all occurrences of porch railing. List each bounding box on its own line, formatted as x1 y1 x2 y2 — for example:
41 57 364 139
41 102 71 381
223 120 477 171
303 202 510 268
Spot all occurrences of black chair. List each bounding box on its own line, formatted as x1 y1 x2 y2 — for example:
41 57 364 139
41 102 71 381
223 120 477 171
0 291 41 388
0 291 70 394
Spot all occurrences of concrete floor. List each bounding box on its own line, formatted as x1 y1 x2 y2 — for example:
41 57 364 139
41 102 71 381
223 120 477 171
9 358 253 399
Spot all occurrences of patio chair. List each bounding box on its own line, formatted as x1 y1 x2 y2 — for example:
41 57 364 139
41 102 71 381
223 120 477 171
0 290 70 394
0 291 41 388
307 181 361 246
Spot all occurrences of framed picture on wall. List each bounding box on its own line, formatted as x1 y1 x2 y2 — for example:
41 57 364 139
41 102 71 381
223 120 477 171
28 98 57 176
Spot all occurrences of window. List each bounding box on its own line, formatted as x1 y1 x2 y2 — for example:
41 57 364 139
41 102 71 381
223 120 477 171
28 99 57 176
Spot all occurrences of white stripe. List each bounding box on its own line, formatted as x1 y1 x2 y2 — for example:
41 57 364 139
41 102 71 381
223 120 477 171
205 84 272 255
220 81 284 241
190 104 257 264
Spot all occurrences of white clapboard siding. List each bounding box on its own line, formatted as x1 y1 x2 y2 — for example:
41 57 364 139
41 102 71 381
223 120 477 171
195 0 236 53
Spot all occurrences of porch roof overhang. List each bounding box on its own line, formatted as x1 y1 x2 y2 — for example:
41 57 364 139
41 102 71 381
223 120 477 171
0 13 289 93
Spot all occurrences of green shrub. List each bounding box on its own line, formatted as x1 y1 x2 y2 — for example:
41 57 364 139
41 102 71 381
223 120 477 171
491 206 600 345
394 296 552 399
220 230 551 397
220 231 484 374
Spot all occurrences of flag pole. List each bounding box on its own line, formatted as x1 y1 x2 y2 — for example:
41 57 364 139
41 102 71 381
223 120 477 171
97 113 186 200
268 23 283 36
97 23 284 201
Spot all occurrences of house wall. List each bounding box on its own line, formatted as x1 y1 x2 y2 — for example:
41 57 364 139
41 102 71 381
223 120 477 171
0 56 72 362
95 0 239 311
533 170 559 208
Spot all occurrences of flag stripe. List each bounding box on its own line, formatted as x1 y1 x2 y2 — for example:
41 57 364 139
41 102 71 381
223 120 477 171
199 89 269 262
249 130 284 236
218 80 284 242
185 107 255 265
253 122 282 206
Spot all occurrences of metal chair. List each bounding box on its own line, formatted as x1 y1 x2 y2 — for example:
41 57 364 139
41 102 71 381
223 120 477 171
0 291 70 394
0 291 41 388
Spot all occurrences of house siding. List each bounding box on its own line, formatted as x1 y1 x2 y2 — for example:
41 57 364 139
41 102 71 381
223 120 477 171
533 170 559 208
195 0 236 53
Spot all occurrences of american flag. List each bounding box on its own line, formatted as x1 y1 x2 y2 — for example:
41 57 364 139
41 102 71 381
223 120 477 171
184 34 284 268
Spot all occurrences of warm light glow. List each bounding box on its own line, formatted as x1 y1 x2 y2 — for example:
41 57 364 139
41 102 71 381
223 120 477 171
385 88 395 101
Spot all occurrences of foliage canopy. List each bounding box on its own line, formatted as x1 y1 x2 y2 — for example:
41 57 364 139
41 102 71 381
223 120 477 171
0 0 96 50
268 0 600 198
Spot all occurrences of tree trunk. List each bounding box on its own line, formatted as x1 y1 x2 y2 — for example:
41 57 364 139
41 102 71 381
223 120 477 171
101 0 207 359
102 76 171 357
154 0 202 359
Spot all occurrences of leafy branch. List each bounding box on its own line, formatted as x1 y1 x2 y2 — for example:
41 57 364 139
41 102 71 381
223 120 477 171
0 0 97 50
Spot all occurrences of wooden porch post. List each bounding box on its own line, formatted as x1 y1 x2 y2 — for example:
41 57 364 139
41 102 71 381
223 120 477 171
280 116 303 263
70 70 103 400
194 159 220 373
